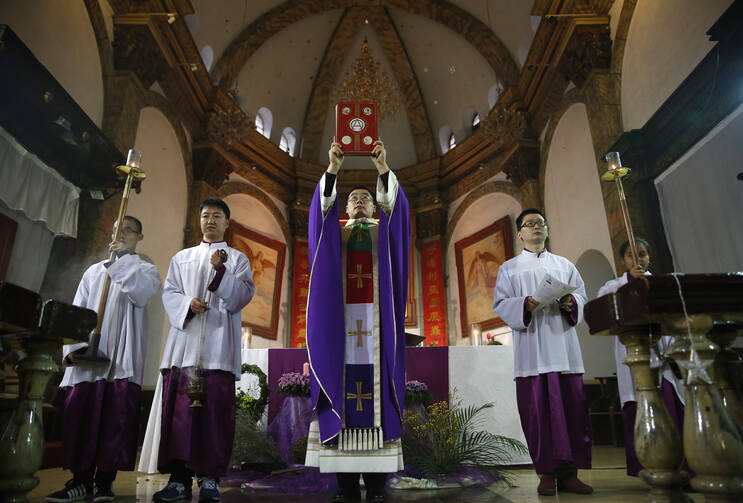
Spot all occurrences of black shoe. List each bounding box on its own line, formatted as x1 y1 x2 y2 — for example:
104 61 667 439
93 484 115 502
332 489 362 502
46 479 93 503
366 491 388 503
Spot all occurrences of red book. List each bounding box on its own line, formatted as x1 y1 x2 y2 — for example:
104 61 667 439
335 102 378 155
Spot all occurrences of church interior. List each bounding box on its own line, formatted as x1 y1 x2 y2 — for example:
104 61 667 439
1 0 742 502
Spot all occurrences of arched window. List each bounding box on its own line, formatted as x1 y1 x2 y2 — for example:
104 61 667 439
438 125 454 154
200 45 213 72
448 132 456 150
471 113 481 130
279 127 297 156
255 107 273 140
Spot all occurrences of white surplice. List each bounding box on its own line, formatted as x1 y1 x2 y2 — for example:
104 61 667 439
160 241 255 379
60 253 161 387
597 272 684 406
493 249 587 378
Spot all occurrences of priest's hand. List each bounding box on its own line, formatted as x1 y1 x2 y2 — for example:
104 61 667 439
211 249 227 270
525 296 540 312
371 140 390 174
327 140 344 174
558 294 573 312
190 297 209 314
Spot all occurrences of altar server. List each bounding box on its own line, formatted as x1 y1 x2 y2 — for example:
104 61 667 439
154 198 254 503
597 238 686 477
493 209 593 496
47 216 161 503
304 139 410 503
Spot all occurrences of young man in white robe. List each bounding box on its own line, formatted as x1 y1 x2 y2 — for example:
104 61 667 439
47 216 161 503
493 208 593 496
597 238 686 477
154 198 255 503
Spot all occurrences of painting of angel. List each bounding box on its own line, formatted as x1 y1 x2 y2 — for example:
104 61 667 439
454 216 513 337
226 220 285 340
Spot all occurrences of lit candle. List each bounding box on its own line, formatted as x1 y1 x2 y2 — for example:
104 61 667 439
241 326 252 350
471 323 482 346
126 149 143 169
302 362 309 376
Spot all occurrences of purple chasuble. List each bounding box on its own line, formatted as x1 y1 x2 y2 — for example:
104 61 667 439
306 176 410 445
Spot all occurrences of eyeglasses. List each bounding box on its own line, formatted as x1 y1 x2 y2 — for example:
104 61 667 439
348 194 373 203
520 220 547 229
113 227 139 236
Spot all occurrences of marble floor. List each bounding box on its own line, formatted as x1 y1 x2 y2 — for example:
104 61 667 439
29 447 703 503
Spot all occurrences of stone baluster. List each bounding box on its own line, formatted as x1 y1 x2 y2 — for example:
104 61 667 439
618 326 690 502
0 334 60 503
666 315 743 502
706 322 743 432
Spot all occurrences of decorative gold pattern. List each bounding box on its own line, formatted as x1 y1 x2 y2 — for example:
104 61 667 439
331 39 403 121
206 106 253 147
348 319 371 348
346 381 372 411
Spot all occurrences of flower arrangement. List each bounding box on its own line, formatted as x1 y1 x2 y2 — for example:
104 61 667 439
236 363 269 423
276 371 310 396
401 399 528 477
405 380 433 405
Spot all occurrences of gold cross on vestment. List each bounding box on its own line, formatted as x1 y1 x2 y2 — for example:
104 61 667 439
346 381 372 411
348 263 371 288
348 319 371 347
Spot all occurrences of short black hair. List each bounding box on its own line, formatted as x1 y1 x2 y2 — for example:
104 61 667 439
619 237 650 258
123 215 142 233
347 186 375 203
199 197 230 220
516 208 546 230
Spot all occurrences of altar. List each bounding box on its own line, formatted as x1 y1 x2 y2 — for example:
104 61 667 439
138 345 531 472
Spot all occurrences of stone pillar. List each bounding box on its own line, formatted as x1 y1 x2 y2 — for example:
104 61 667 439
501 141 541 210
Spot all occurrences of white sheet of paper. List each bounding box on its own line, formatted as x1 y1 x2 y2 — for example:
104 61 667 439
532 273 576 310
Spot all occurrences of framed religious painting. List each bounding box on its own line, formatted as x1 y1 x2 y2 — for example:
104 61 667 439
454 216 513 337
226 220 286 340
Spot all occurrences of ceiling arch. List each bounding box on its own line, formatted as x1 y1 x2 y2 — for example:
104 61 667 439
211 0 519 91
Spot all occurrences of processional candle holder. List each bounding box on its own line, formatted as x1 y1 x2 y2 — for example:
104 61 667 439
77 149 146 362
601 152 639 265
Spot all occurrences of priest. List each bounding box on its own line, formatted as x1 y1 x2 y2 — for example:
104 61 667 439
493 209 593 496
304 139 410 503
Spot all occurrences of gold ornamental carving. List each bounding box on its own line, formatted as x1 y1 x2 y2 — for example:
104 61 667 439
481 106 528 144
331 38 402 121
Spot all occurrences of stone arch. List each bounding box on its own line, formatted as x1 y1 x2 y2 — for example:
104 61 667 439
212 0 519 90
444 180 521 249
217 182 292 245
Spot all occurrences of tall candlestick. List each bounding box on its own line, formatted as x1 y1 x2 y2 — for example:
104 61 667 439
302 362 309 376
242 326 252 350
471 323 482 346
601 152 638 266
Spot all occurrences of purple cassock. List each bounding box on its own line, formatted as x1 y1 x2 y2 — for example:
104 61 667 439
306 175 410 445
